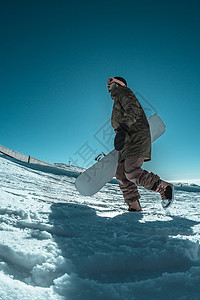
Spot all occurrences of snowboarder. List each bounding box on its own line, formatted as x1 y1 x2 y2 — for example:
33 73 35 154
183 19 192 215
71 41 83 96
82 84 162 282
107 77 174 212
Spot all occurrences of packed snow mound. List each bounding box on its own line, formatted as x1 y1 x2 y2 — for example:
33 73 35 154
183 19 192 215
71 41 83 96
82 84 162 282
54 163 85 173
0 154 200 299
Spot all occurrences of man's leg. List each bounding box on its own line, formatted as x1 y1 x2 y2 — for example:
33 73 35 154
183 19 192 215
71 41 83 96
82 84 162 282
124 156 174 208
116 160 142 211
124 157 160 190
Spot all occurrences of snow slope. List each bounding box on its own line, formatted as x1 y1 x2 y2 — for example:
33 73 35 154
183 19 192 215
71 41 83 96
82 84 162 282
0 154 200 300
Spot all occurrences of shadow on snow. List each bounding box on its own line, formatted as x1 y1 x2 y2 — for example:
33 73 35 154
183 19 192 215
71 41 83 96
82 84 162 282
49 202 200 298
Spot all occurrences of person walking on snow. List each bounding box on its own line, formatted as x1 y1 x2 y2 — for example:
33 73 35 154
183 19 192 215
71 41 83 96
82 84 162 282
107 77 174 212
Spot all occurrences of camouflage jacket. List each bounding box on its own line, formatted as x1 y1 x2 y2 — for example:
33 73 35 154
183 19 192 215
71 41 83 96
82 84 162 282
111 86 151 162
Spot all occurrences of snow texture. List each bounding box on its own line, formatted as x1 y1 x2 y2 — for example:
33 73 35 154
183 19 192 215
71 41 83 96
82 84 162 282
0 153 200 300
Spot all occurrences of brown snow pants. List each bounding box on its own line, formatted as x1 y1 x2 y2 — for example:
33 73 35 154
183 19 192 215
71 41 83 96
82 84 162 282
115 156 160 204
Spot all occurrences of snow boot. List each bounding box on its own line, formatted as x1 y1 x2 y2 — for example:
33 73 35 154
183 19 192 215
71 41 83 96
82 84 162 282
128 199 142 212
152 179 174 208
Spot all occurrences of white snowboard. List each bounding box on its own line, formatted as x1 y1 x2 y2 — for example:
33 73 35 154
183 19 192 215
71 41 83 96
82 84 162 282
75 114 166 196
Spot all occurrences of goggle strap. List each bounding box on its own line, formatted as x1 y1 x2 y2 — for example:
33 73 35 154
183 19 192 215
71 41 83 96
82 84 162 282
107 77 126 87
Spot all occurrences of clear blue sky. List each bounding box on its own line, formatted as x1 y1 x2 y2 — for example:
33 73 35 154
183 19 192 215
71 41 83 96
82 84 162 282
0 0 200 180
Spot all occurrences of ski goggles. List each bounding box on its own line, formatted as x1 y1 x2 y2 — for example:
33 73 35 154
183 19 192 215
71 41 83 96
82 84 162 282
107 77 127 89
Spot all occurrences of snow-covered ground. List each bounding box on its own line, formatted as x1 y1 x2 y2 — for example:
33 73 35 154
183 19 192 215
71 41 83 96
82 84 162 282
0 154 200 300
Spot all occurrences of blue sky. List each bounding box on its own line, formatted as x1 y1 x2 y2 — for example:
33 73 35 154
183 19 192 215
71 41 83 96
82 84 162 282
0 0 200 180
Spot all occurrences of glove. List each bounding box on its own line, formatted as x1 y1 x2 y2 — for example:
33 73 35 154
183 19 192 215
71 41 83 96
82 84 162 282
114 123 129 151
